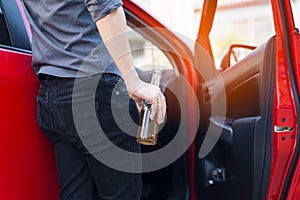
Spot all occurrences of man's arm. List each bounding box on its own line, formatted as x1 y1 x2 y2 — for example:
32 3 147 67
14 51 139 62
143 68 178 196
95 6 134 75
95 7 166 124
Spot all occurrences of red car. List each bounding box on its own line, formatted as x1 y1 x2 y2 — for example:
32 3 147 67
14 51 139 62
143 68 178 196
0 0 299 199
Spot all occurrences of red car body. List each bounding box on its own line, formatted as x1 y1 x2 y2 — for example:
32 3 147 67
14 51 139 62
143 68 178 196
0 0 299 199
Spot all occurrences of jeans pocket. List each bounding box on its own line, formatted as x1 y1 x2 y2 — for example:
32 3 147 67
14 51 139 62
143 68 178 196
54 100 77 133
112 83 139 135
54 96 99 141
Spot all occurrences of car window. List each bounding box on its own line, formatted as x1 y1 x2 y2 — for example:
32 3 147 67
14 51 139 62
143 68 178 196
291 0 300 30
0 5 12 46
127 26 173 71
133 0 275 68
210 0 275 67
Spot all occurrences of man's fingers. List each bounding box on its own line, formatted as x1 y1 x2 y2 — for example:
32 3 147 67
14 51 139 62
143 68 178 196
129 82 166 124
139 85 160 102
150 96 158 121
156 93 166 124
135 100 143 112
148 92 166 124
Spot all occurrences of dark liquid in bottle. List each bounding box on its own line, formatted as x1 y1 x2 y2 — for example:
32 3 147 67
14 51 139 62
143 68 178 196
136 102 159 145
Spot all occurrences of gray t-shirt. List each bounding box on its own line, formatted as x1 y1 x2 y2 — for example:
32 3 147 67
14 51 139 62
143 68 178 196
22 0 122 77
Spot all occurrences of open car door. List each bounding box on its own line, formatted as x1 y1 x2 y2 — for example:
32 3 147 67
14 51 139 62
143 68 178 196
193 0 300 199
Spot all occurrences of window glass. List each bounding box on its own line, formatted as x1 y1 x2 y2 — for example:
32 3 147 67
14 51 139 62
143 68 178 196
0 6 12 46
291 0 300 30
133 0 275 68
210 0 275 67
127 26 173 71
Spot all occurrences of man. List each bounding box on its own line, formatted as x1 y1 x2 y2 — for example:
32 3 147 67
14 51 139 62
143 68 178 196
22 0 166 199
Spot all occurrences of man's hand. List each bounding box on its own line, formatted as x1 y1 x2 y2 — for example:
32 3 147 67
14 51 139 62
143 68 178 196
123 68 166 124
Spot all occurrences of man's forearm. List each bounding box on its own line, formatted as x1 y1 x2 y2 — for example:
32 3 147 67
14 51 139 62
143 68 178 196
95 6 135 76
95 6 167 124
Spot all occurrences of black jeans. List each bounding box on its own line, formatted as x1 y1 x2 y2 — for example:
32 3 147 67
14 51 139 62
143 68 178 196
36 73 142 200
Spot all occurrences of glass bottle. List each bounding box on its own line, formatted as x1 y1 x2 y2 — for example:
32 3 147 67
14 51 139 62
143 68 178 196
136 70 161 145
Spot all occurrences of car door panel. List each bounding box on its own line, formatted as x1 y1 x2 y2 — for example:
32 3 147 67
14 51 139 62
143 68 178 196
195 36 276 200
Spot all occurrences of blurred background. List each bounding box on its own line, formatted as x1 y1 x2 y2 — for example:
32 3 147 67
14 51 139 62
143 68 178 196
128 0 300 70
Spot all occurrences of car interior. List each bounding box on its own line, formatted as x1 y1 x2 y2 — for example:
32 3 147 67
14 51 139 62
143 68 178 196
125 2 275 200
194 36 275 200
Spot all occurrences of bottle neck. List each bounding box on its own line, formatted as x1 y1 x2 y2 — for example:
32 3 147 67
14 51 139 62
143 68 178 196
151 70 161 86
